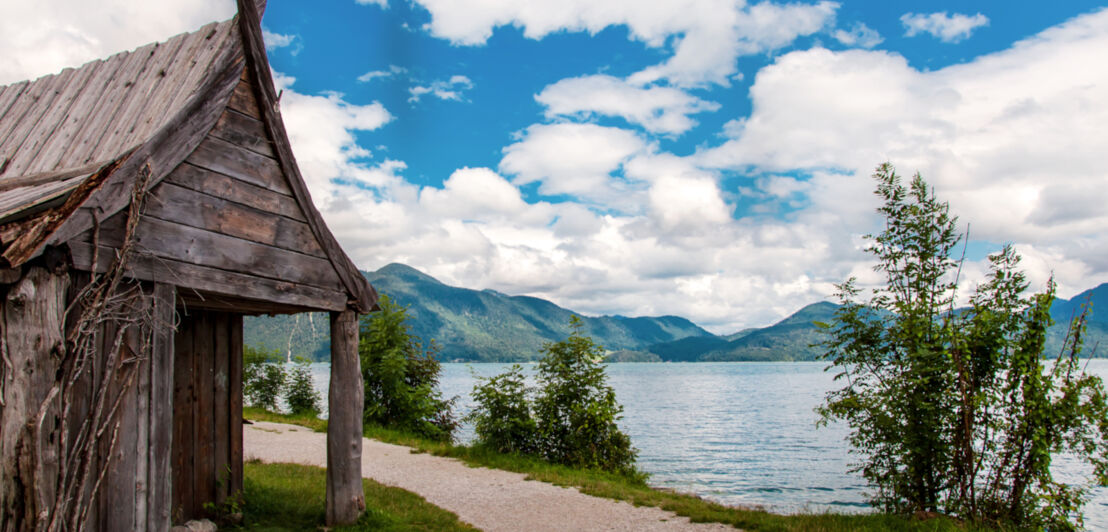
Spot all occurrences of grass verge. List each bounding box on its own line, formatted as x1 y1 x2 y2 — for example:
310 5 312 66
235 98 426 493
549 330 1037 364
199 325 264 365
244 410 1011 531
231 460 476 531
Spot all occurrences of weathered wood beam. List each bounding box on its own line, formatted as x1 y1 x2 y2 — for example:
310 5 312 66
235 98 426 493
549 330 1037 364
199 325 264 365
326 309 364 525
147 283 176 530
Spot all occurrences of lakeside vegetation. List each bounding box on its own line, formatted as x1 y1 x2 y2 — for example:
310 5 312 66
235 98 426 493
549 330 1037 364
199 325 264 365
238 166 1107 530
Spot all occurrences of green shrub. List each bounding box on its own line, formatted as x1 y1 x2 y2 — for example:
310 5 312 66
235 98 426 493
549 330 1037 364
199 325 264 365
818 163 1108 529
469 316 637 474
467 364 538 455
285 356 321 415
244 346 286 411
359 294 457 442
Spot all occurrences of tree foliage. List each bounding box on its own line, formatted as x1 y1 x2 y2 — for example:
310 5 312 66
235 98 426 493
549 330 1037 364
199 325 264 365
285 356 321 415
468 316 638 474
818 163 1108 529
359 294 457 442
244 345 286 411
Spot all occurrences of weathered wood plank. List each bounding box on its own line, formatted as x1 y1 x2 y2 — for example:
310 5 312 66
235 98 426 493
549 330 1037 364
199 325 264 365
101 321 140 532
226 77 261 119
160 20 239 127
147 283 176 530
96 36 190 162
133 305 152 532
194 312 215 512
69 242 348 312
185 135 291 195
22 53 125 175
229 314 244 496
147 181 324 257
164 162 305 222
2 64 99 177
209 107 274 157
0 81 30 128
57 45 152 168
87 214 343 291
172 314 195 521
0 68 77 174
0 73 62 155
212 313 231 501
134 22 227 144
326 309 365 525
0 267 67 530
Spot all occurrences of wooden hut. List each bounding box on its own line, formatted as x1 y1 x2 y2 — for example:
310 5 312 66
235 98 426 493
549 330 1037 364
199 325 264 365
0 0 374 529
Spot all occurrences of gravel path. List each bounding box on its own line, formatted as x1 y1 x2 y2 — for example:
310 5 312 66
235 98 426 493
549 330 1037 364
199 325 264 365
243 421 736 531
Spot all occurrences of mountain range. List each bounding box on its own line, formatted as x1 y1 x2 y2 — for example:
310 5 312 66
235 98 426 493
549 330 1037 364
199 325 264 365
244 263 1107 362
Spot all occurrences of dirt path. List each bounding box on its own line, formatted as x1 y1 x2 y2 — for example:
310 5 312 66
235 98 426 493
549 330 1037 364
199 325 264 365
243 421 735 531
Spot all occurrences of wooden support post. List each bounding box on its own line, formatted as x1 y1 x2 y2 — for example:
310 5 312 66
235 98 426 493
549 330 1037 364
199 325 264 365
326 309 364 525
146 283 176 530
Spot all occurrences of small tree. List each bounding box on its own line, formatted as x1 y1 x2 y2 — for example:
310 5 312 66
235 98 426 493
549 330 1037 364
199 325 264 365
244 345 285 411
359 294 457 441
818 163 1108 529
285 356 321 415
467 365 537 455
470 316 637 473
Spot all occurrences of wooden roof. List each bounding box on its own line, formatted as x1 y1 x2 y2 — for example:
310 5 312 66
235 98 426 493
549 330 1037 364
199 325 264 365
0 0 376 313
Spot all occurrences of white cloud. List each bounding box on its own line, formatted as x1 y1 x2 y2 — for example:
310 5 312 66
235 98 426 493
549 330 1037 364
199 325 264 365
535 75 720 135
355 0 388 7
408 74 474 103
499 123 648 205
413 0 838 87
273 74 394 202
0 0 234 85
357 64 407 82
901 12 989 43
833 22 883 48
700 7 1108 302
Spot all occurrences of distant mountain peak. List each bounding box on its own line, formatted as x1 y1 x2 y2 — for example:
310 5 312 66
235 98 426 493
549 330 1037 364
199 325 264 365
371 263 444 285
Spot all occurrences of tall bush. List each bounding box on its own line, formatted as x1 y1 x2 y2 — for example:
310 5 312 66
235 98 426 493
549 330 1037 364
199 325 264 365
285 356 320 415
469 316 637 475
818 163 1108 529
244 345 285 411
359 294 457 441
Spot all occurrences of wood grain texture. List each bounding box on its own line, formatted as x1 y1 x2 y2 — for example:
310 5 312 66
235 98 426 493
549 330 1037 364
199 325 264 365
164 162 305 222
172 315 196 521
0 267 67 530
185 135 290 195
146 181 324 257
148 283 176 530
229 314 244 496
208 107 274 157
69 241 348 312
226 78 261 120
326 309 365 525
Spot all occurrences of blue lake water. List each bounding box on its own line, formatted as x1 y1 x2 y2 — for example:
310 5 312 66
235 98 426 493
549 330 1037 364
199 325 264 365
310 360 1108 527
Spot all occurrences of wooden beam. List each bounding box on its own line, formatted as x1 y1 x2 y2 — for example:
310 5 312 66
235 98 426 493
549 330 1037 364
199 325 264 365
69 241 347 312
147 283 176 530
326 309 364 525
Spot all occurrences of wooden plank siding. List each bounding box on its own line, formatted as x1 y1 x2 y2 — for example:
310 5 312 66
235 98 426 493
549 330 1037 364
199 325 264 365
172 310 243 523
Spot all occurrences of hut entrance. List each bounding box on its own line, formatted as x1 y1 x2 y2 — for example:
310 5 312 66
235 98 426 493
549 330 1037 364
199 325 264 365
171 310 244 519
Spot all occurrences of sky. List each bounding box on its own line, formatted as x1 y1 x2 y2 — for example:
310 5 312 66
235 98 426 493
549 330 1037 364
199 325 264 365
4 0 1108 333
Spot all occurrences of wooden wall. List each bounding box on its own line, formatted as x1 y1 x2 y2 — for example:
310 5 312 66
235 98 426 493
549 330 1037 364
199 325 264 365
68 71 349 314
171 309 243 523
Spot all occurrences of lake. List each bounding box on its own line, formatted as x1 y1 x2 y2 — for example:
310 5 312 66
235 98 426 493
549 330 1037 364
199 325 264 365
309 360 1108 527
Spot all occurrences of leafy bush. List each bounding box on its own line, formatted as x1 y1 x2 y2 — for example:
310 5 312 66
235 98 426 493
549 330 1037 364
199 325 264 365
467 365 537 455
818 163 1108 529
285 356 321 415
469 316 637 474
359 294 457 442
244 346 286 411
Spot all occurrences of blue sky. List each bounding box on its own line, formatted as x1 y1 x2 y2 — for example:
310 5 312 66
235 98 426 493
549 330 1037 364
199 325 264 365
6 0 1108 332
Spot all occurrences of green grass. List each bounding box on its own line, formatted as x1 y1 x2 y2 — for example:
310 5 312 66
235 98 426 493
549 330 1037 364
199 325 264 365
231 461 476 531
243 410 1013 531
243 406 328 432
